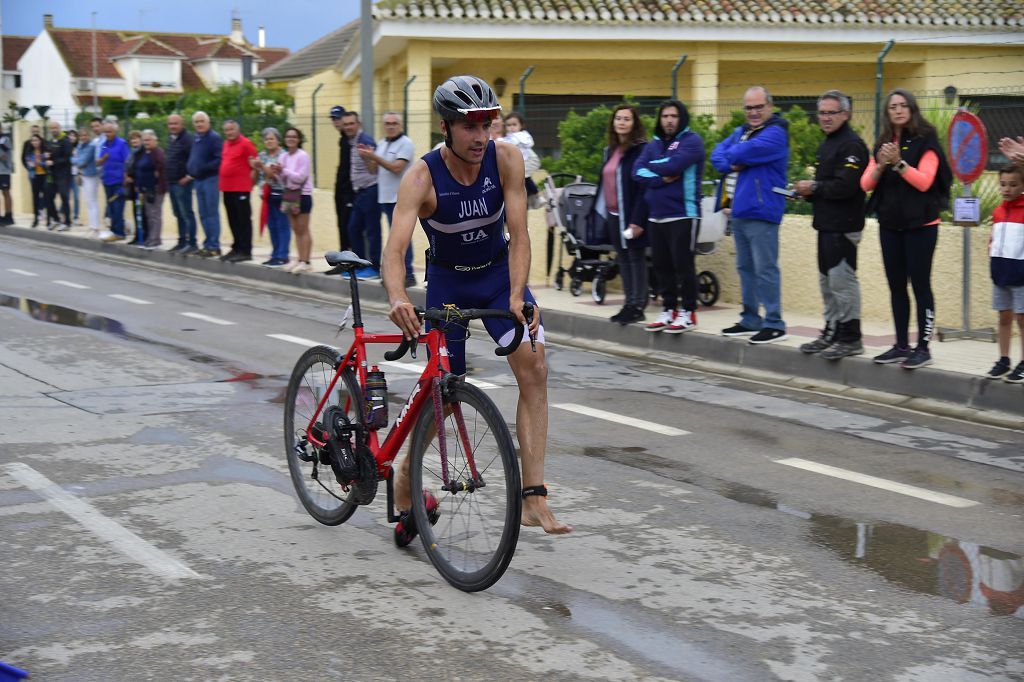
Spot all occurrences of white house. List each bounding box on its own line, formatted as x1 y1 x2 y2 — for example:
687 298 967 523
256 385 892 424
16 14 289 126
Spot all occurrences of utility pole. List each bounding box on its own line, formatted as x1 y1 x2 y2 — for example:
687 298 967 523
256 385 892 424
360 0 374 138
91 12 98 110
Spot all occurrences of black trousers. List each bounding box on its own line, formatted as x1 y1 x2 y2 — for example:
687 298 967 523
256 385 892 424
45 174 71 225
30 176 47 217
648 218 698 312
879 227 937 349
334 188 353 251
223 191 253 255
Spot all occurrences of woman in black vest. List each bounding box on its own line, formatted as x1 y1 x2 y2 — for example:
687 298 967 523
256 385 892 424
861 88 952 370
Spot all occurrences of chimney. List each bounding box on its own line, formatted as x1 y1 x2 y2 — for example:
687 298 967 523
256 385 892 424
43 14 54 29
258 26 265 49
230 15 244 45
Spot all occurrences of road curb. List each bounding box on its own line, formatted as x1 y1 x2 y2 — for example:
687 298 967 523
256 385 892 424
3 226 1021 428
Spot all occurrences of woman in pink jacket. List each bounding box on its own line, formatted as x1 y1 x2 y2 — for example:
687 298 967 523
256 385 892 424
279 127 315 273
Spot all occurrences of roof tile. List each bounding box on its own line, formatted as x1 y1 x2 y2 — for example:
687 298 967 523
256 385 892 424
2 36 33 72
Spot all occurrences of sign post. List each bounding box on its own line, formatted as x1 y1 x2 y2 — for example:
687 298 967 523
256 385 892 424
937 109 995 342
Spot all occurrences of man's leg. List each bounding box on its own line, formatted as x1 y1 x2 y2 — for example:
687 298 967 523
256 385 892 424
746 219 784 330
364 186 382 269
347 191 367 259
58 177 71 226
730 218 763 330
334 188 352 251
506 341 572 534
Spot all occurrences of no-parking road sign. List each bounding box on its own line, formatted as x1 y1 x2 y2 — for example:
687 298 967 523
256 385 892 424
947 110 988 185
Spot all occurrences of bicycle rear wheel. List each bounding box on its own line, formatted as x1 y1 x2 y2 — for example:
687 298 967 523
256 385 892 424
284 345 360 526
409 382 521 592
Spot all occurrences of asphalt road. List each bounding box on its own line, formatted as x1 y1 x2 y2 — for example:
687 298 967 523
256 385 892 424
1 238 1022 681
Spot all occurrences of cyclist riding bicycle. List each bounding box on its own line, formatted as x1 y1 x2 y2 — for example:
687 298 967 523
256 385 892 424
382 75 571 535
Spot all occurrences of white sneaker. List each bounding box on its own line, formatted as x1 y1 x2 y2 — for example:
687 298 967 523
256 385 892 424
98 230 114 240
291 261 312 274
664 309 696 334
645 309 676 332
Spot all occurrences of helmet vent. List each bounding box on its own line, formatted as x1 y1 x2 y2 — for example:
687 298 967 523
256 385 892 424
454 90 474 106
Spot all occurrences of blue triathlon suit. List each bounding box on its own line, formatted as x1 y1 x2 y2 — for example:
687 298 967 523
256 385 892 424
420 140 539 374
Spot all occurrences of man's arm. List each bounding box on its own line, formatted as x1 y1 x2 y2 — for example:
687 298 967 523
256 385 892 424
384 160 432 340
814 139 868 201
643 134 704 177
725 126 789 167
496 142 534 329
710 129 739 173
632 142 664 187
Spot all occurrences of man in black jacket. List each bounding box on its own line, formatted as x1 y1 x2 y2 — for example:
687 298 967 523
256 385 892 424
45 121 73 230
165 114 197 253
331 105 353 251
794 90 869 360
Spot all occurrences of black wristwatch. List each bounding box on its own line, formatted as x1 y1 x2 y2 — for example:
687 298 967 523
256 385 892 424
895 160 908 173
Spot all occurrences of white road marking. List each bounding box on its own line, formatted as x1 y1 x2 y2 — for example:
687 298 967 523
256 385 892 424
773 457 981 508
267 333 322 347
381 360 499 389
109 294 153 305
7 268 38 277
552 403 690 436
179 311 235 326
53 280 91 290
4 463 200 581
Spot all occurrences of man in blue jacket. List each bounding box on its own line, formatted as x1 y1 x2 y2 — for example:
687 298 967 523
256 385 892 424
634 99 705 333
165 114 197 253
95 122 130 240
711 86 790 344
183 111 222 257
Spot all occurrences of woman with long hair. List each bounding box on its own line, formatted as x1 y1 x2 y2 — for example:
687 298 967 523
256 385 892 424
24 134 47 228
279 127 314 273
594 104 649 324
861 88 952 370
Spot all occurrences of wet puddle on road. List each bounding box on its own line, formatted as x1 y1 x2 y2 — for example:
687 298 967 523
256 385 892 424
583 446 1024 619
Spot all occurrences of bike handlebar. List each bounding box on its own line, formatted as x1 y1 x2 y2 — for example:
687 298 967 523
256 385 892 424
383 304 535 362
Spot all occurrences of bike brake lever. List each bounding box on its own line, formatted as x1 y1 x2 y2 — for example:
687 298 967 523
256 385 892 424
410 337 418 359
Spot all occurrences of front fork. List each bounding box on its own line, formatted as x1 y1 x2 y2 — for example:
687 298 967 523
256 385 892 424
432 376 485 494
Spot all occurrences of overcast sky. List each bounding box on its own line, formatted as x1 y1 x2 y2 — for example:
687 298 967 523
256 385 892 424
3 0 364 52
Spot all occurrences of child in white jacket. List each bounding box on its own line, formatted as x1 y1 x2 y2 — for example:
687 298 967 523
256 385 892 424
501 112 541 207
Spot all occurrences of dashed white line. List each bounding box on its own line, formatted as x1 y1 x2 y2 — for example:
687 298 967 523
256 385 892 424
552 403 690 436
381 360 499 389
4 463 200 581
773 457 980 508
6 268 38 277
267 333 322 347
109 294 153 305
179 311 235 326
53 280 91 290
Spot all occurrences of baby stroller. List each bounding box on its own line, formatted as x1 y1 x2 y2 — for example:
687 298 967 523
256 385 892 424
542 173 619 304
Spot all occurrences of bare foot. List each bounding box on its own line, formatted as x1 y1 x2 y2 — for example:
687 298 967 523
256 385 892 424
521 495 572 534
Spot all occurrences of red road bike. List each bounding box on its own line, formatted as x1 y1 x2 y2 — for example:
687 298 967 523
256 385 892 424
284 251 530 591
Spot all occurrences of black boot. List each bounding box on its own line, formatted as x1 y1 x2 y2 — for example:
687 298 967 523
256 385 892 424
610 305 629 323
800 321 834 354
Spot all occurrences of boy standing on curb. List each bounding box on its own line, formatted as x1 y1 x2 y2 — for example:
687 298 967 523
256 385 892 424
985 164 1024 383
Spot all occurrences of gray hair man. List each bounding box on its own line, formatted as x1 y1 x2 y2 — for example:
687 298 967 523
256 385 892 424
185 110 223 256
165 113 198 252
793 90 869 359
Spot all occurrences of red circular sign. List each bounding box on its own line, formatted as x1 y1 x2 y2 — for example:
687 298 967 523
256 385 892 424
947 110 988 184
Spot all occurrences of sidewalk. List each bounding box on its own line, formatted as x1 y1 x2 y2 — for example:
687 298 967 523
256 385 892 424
2 217 1021 427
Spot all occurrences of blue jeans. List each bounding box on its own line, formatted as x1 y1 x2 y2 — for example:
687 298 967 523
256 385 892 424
104 183 125 236
347 186 381 267
169 182 197 247
731 217 785 331
193 176 220 249
380 202 414 274
266 196 291 261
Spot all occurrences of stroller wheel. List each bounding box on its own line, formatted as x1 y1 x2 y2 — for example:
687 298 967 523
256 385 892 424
570 278 582 297
592 276 606 304
698 270 720 307
554 270 565 291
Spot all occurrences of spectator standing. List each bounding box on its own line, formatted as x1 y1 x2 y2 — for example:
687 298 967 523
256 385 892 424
861 88 952 370
347 111 382 278
45 120 73 231
21 124 41 171
363 111 416 286
330 105 353 251
185 111 223 257
218 120 258 262
279 127 314 273
793 90 869 360
0 126 12 225
73 126 101 237
635 100 705 333
252 127 290 267
135 130 167 249
68 130 80 225
595 104 649 325
95 122 129 241
711 86 791 344
165 113 197 253
24 134 47 227
985 164 1024 383
123 130 146 243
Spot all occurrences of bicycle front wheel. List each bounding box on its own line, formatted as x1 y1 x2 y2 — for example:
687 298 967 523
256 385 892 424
284 345 360 526
409 382 522 592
